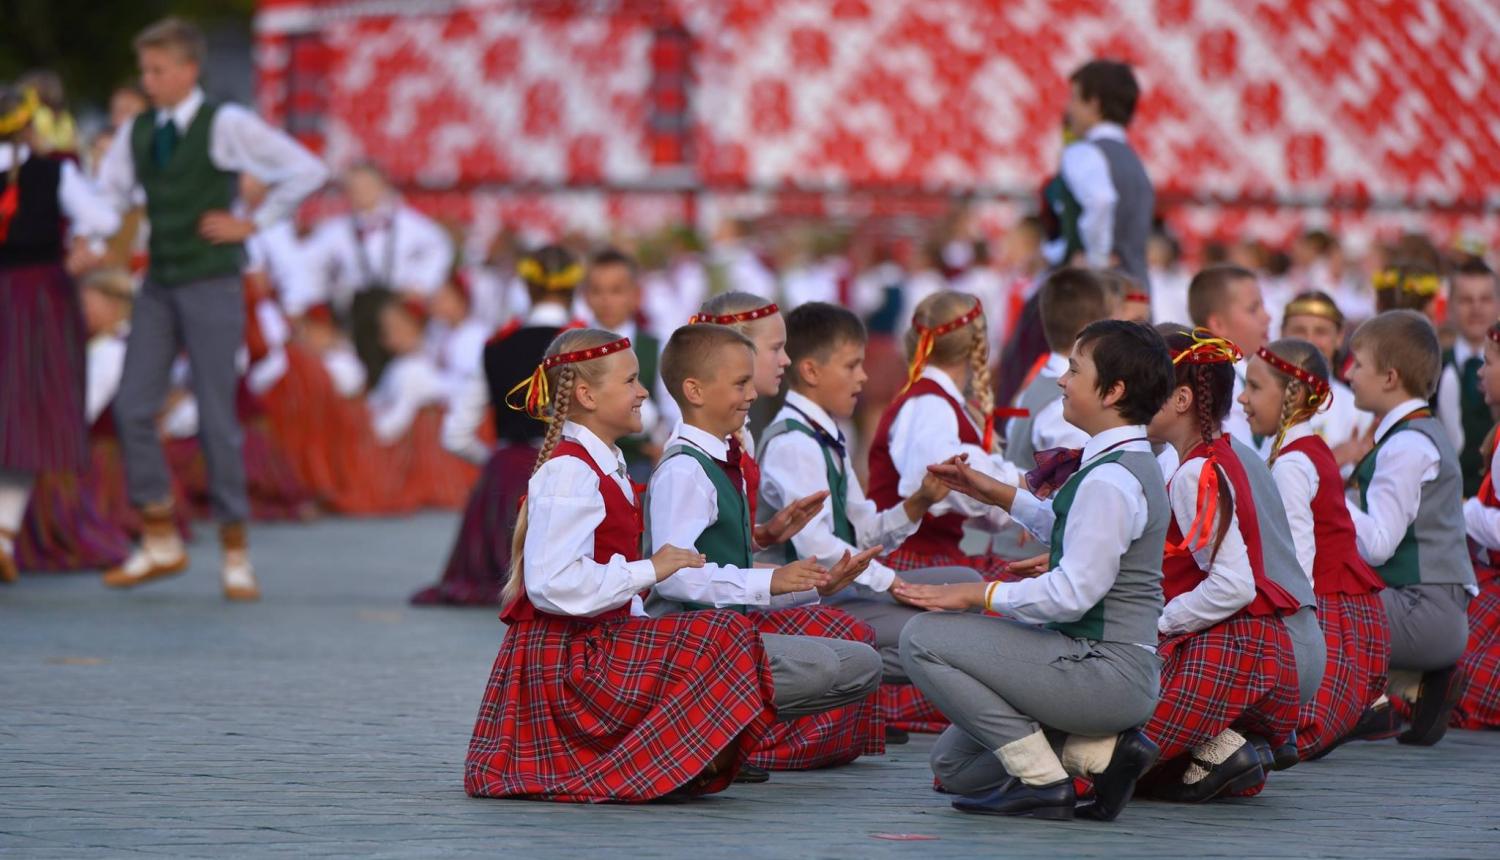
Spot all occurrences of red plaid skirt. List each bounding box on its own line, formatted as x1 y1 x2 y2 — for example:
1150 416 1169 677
1454 584 1500 729
878 683 948 734
883 548 1016 583
1145 615 1300 767
1297 592 1391 758
749 605 885 769
464 610 776 802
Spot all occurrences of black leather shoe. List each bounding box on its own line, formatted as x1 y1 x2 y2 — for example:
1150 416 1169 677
1246 734 1274 771
952 778 1076 820
1346 702 1401 742
1153 742 1264 803
885 726 911 745
732 764 771 784
1399 665 1466 747
1076 730 1160 822
1271 736 1300 771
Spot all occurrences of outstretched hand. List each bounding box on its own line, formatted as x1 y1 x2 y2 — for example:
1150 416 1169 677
890 580 987 612
926 455 1010 508
754 490 830 548
818 546 884 597
1005 553 1051 578
651 544 707 581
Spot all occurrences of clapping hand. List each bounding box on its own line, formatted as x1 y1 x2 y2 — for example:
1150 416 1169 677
817 546 884 597
754 491 830 549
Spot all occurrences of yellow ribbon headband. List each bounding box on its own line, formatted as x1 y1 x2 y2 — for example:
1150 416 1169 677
899 298 984 395
517 257 584 291
504 336 632 420
1171 327 1243 366
1372 268 1441 297
0 88 39 137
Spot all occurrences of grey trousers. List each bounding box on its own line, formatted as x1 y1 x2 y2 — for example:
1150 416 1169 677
116 276 248 523
901 612 1159 793
1283 606 1326 707
1382 583 1471 671
824 565 982 682
762 633 882 719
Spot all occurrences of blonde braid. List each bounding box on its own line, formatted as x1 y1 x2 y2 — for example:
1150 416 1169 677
501 362 577 611
967 326 997 452
1267 378 1303 465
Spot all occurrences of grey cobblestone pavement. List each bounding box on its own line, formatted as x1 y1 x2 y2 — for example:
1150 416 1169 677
3 513 1499 858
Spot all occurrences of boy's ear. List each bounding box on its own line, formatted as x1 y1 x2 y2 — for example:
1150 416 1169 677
796 357 820 388
1101 378 1126 411
682 376 705 407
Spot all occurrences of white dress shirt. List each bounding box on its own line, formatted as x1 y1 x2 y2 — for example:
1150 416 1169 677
322 345 366 398
997 426 1154 639
304 201 455 307
425 316 490 400
244 298 291 396
1346 399 1441 568
887 366 1016 530
1268 422 1319 591
441 301 568 463
1434 338 1479 452
1058 123 1127 269
1159 451 1257 636
97 87 328 231
1028 353 1090 453
367 352 446 444
649 422 818 609
759 391 920 592
245 221 317 317
0 143 120 241
85 329 128 424
523 421 656 618
1464 444 1500 550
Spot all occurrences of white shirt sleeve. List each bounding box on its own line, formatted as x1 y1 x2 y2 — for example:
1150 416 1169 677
989 464 1145 624
888 394 1017 527
322 346 366 398
210 104 329 230
1435 366 1465 451
1465 496 1500 551
1347 431 1442 566
397 209 456 295
57 160 121 240
648 454 779 608
522 456 658 617
95 124 139 216
1008 488 1057 545
1032 397 1089 452
1159 458 1257 636
441 373 491 464
1058 141 1117 268
1271 452 1319 592
371 359 444 444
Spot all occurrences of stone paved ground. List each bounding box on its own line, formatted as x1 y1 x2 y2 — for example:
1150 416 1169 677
4 513 1499 859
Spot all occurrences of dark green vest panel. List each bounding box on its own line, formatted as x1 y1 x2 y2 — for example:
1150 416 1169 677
131 102 243 285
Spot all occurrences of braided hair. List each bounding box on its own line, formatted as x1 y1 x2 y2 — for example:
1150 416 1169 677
1259 338 1331 464
907 291 995 452
1162 326 1236 562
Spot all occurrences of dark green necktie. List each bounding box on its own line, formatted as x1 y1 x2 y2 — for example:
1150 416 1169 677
152 117 179 168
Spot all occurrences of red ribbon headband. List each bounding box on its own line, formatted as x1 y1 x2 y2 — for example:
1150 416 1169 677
1123 291 1150 304
899 298 984 397
543 336 632 369
689 303 780 326
507 336 633 420
1171 328 1243 366
1256 346 1331 400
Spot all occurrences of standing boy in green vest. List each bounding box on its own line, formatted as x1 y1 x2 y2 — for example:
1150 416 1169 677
96 17 328 600
1344 310 1477 745
758 302 976 693
1433 259 1499 497
896 320 1175 822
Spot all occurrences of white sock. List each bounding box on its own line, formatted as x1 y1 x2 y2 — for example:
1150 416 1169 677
996 731 1069 787
1061 734 1119 777
0 469 35 534
1389 670 1423 705
1183 729 1246 784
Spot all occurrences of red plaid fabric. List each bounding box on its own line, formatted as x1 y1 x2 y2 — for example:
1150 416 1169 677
1296 592 1391 759
883 548 1016 583
465 610 776 803
749 605 885 769
1145 615 1300 766
1454 584 1500 729
878 683 947 734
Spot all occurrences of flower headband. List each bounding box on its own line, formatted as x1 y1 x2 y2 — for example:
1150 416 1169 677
1283 294 1343 325
517 257 584 291
688 302 779 326
1372 268 1441 297
900 298 984 396
505 336 632 420
1171 328 1243 366
0 88 38 137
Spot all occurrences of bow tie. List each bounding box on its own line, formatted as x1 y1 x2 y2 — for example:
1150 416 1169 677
1025 446 1084 500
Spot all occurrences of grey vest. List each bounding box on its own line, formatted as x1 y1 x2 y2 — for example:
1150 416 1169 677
1005 372 1065 471
1230 438 1316 610
1356 418 1476 588
1052 450 1168 648
1093 137 1154 290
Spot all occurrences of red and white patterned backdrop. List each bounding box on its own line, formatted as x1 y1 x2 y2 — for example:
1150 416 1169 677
254 0 1500 253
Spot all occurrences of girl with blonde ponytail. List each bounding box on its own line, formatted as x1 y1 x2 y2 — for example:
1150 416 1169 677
466 327 778 803
1239 337 1390 761
864 291 1018 578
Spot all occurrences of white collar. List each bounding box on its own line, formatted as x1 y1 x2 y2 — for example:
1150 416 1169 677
600 317 637 340
919 365 968 405
1083 424 1151 464
1043 352 1070 377
1085 122 1128 143
1279 420 1316 448
0 142 29 171
562 421 627 477
668 421 729 461
783 390 841 438
1375 398 1429 442
158 87 204 131
1453 337 1481 365
525 302 571 327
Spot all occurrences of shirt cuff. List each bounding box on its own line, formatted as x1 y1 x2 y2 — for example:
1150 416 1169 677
625 559 658 593
744 568 775 606
1009 489 1048 542
855 560 896 593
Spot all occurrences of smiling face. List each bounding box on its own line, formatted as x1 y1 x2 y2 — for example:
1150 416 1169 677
1239 356 1288 438
799 338 867 421
1281 313 1342 364
688 342 758 438
575 349 647 443
743 314 790 397
1060 339 1108 433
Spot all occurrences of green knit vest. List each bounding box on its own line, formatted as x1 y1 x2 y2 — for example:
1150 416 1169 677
662 444 752 612
130 102 243 286
758 418 854 563
1045 451 1123 640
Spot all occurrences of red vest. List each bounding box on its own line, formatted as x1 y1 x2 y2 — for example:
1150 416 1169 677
1279 434 1385 596
1162 437 1301 617
868 377 980 556
502 439 643 625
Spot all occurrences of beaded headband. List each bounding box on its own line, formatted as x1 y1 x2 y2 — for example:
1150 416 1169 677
517 257 584 291
1283 294 1344 325
506 336 632 420
1256 346 1331 400
1372 268 1441 297
899 297 984 396
688 302 779 326
1123 291 1150 304
1170 328 1243 366
0 88 38 136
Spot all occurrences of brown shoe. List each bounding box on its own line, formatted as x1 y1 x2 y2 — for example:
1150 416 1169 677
102 503 188 588
220 522 260 602
0 528 18 583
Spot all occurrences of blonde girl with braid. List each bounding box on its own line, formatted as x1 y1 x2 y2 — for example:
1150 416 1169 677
865 290 1019 578
466 327 778 803
1239 338 1390 761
